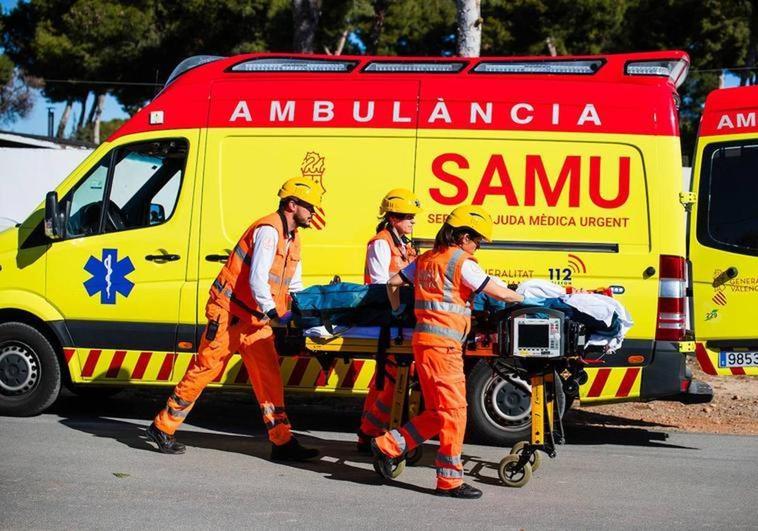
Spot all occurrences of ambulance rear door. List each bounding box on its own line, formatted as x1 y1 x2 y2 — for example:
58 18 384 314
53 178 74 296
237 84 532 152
689 86 758 375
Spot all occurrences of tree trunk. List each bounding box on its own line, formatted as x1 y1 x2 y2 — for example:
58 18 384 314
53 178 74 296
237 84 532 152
334 28 349 56
77 94 89 129
56 100 73 138
91 92 106 144
546 36 558 56
368 0 389 55
456 0 482 57
292 0 321 53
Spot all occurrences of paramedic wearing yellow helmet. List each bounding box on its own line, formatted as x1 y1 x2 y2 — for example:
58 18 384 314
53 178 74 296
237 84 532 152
372 205 527 499
357 188 421 452
147 177 322 462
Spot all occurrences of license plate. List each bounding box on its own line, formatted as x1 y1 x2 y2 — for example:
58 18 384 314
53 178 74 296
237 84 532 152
718 351 758 368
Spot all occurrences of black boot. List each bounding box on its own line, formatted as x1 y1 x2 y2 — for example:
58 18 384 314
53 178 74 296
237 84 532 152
434 483 482 499
145 423 186 455
356 430 372 454
270 437 319 462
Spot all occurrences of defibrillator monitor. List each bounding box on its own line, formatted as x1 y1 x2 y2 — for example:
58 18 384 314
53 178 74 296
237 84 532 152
511 316 563 358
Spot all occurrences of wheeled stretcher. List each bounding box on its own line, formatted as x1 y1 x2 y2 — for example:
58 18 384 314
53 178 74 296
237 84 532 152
276 303 591 487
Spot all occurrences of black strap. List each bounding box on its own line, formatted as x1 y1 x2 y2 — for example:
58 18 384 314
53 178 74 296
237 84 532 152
375 325 391 391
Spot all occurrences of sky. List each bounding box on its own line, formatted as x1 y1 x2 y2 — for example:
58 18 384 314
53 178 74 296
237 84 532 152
0 0 743 137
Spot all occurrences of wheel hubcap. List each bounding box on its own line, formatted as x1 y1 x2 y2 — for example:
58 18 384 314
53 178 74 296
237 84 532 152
480 370 532 433
0 343 40 395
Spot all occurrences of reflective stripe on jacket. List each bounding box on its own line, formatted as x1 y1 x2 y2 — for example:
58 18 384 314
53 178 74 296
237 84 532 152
363 228 417 284
413 247 475 348
210 212 301 324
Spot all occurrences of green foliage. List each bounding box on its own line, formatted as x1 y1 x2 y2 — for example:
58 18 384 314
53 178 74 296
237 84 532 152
74 117 126 143
0 0 754 156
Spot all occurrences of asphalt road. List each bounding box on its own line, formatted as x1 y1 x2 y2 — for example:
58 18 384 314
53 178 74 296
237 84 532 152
1 389 757 530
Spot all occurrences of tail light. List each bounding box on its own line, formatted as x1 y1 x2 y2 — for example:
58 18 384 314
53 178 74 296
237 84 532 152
656 255 687 341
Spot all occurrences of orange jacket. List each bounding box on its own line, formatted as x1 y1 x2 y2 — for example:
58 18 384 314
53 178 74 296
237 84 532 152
211 212 300 324
413 247 475 348
363 228 417 284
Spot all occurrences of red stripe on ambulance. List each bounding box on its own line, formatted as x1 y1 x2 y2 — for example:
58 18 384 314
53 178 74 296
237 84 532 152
132 352 152 379
156 354 175 381
81 350 102 378
587 368 611 397
616 368 640 397
106 350 127 378
341 361 364 389
287 358 311 386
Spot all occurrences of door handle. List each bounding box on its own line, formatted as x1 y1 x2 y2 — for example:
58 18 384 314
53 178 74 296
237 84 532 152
205 254 230 263
712 267 738 288
145 253 180 262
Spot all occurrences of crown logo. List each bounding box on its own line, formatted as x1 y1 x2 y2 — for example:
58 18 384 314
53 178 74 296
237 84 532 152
300 151 326 191
300 151 327 230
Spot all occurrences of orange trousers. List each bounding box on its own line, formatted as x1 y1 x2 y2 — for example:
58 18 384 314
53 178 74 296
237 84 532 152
374 344 467 490
359 356 399 438
154 300 292 445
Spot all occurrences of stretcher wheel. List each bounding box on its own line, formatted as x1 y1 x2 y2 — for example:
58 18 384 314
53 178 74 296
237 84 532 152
498 455 532 488
406 447 423 466
373 457 406 479
509 441 542 472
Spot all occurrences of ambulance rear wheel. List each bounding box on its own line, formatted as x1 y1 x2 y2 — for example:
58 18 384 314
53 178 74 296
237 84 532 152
467 361 531 445
498 454 532 488
0 322 61 416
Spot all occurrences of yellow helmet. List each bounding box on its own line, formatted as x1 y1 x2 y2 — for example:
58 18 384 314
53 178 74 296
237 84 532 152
445 205 494 241
379 188 422 216
278 177 324 207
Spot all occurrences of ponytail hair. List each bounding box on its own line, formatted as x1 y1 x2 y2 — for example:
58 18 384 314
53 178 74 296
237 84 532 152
433 223 481 252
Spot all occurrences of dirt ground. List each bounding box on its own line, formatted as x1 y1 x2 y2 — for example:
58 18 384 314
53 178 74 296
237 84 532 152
570 358 758 435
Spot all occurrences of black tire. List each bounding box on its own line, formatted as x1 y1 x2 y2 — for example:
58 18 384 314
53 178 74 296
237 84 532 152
466 360 567 446
0 322 61 416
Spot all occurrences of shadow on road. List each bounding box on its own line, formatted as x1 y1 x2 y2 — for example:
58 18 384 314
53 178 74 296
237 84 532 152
51 387 695 491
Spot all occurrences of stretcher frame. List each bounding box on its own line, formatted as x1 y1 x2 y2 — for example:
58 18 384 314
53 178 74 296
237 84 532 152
277 306 584 487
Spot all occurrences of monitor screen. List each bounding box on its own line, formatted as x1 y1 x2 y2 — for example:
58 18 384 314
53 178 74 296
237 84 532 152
518 323 550 348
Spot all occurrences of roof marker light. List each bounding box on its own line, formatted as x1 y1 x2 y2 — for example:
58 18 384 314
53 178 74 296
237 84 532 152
231 57 357 73
625 58 689 88
473 59 604 75
364 62 465 73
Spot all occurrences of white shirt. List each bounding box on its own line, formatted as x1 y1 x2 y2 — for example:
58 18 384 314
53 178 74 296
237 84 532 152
249 225 303 314
400 257 489 292
365 239 392 284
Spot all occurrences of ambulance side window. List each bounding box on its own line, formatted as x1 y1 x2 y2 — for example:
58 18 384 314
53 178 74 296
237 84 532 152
64 139 188 238
698 142 758 256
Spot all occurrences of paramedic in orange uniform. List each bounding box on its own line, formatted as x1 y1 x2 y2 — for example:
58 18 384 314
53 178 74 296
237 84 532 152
372 205 526 499
146 177 322 462
357 189 421 452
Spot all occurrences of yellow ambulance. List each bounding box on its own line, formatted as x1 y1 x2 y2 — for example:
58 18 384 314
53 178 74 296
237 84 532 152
690 85 758 376
0 51 711 444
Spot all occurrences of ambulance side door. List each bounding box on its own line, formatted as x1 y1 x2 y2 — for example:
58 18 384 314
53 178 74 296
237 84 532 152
45 132 199 383
689 136 758 375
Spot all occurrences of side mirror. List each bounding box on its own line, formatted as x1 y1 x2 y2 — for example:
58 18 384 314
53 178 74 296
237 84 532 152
149 203 166 225
44 191 65 240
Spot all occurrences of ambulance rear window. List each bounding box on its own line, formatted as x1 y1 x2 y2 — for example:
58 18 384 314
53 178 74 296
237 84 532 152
697 142 758 256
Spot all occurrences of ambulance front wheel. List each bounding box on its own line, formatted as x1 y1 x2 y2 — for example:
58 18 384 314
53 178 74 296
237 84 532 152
0 322 61 416
498 455 532 487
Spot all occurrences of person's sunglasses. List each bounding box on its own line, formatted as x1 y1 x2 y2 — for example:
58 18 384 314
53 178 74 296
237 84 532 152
294 199 315 213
